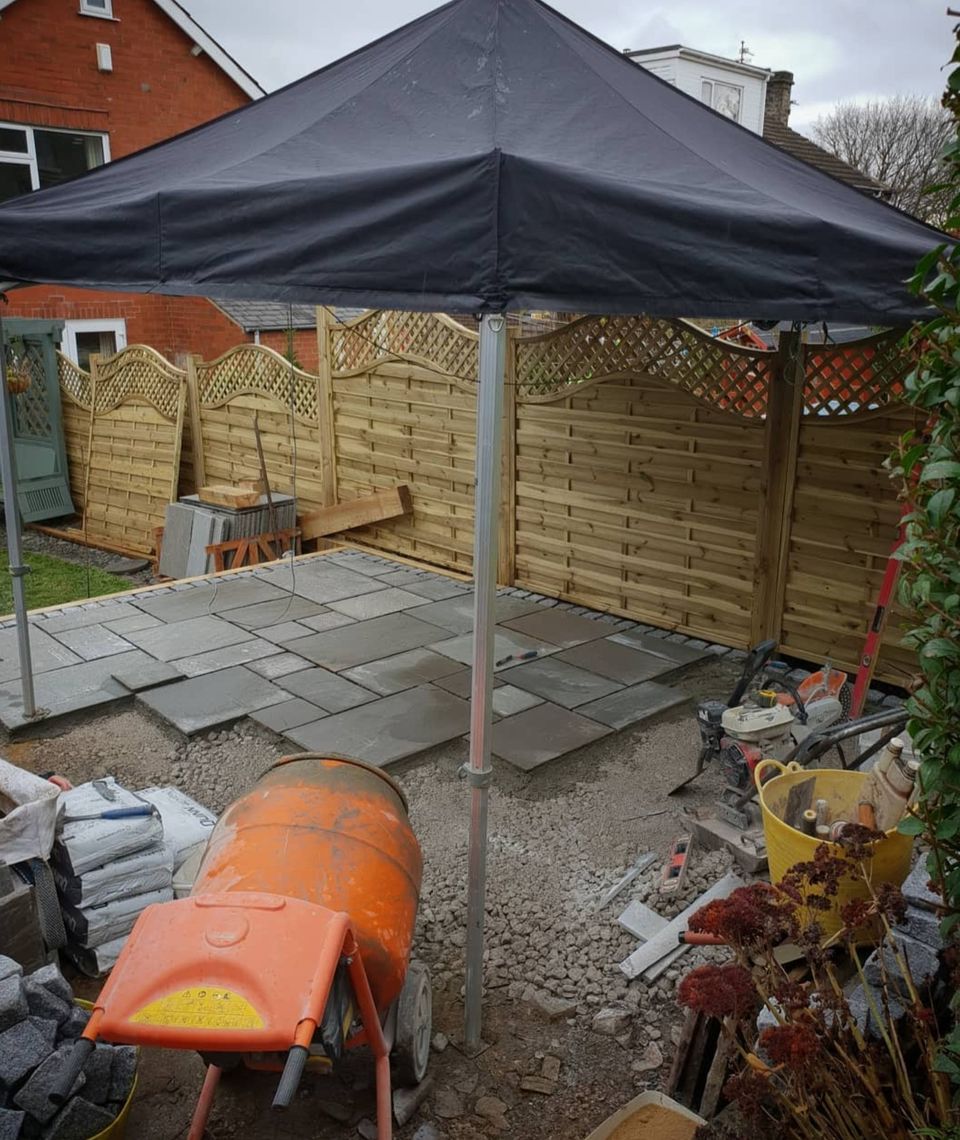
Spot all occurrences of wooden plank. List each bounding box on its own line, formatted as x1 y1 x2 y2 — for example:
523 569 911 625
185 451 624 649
197 484 262 509
186 354 206 487
316 306 338 507
300 485 413 541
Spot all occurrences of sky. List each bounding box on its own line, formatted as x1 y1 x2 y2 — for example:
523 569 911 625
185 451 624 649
186 0 950 130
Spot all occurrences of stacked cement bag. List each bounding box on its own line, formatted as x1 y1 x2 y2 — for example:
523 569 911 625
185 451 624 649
0 956 136 1139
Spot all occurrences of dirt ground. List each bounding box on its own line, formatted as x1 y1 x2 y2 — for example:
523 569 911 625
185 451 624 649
7 653 745 1140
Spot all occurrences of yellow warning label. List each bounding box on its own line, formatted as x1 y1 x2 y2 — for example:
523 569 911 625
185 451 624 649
130 988 263 1030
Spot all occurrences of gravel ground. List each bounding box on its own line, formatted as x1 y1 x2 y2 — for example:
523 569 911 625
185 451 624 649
6 653 746 1140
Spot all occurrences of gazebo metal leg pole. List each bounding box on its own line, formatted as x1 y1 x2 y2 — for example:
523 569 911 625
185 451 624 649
0 316 35 718
464 312 507 1051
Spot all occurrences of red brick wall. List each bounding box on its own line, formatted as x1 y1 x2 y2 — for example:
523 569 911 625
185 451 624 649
257 329 320 373
0 0 255 360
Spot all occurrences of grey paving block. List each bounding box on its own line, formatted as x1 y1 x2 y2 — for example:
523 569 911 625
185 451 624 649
137 666 291 735
0 957 21 983
187 510 226 576
244 653 314 680
263 563 387 605
296 611 357 634
39 602 144 635
341 649 464 696
902 861 943 912
110 660 183 692
122 615 253 662
48 624 134 662
497 657 622 709
0 976 27 1032
250 698 327 734
169 639 283 678
158 502 195 579
278 667 378 713
226 597 329 630
28 965 71 1005
14 1045 85 1123
0 1107 24 1139
102 613 163 634
618 900 669 941
286 686 471 767
486 703 612 772
429 630 555 671
375 570 471 600
81 1044 114 1105
410 595 542 635
44 1096 114 1140
28 1017 58 1050
500 608 611 649
322 551 395 577
107 1046 136 1104
285 612 452 672
59 1007 90 1041
576 680 689 729
897 905 942 948
492 685 544 717
257 622 317 644
22 979 70 1025
326 588 430 620
0 627 81 683
0 1020 49 1087
132 577 289 622
431 670 503 699
557 639 676 685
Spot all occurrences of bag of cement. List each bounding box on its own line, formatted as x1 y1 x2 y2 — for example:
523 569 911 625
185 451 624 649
172 844 206 899
60 886 173 948
64 934 128 978
53 842 174 908
0 756 60 863
53 778 162 876
135 786 216 864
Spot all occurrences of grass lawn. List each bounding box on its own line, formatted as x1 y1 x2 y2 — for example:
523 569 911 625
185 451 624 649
0 550 134 615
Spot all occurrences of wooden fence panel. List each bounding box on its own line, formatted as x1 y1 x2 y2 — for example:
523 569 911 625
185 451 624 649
56 352 91 516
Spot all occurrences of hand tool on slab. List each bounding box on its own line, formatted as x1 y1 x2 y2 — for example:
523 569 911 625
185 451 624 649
61 805 156 822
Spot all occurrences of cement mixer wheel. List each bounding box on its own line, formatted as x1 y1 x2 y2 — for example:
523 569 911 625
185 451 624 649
393 960 432 1085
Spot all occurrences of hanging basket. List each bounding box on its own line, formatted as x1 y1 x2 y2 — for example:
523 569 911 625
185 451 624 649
4 340 32 395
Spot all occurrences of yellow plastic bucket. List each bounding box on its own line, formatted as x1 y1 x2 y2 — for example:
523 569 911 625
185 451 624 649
76 1000 138 1140
754 759 914 938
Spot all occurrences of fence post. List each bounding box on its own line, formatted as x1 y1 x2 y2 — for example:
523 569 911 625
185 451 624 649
81 353 99 535
751 327 805 645
498 327 518 585
315 306 337 507
185 353 206 490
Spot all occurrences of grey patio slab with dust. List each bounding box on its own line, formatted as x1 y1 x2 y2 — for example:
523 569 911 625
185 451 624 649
0 549 704 766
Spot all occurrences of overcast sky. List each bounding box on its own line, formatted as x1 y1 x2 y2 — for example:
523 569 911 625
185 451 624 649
186 0 950 129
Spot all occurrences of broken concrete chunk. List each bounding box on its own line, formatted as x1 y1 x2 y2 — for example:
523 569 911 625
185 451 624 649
0 977 27 1034
519 1075 557 1095
0 1021 49 1089
432 1089 464 1120
14 1046 86 1124
106 1047 137 1105
0 1107 24 1140
521 986 577 1021
632 1041 664 1072
540 1055 561 1082
22 982 71 1028
591 1006 632 1037
26 968 72 1008
41 1097 114 1140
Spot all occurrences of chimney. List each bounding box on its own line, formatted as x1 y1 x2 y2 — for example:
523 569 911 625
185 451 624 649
765 70 794 128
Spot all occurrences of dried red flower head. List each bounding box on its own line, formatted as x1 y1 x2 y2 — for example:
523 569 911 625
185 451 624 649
772 978 810 1011
780 843 849 899
723 1069 771 1121
688 883 794 947
874 882 908 925
835 823 883 860
677 963 758 1021
760 1023 820 1071
839 898 873 931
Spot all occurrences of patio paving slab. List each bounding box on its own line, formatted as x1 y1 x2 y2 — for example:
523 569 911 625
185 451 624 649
429 630 556 671
259 563 387 604
410 595 544 635
502 657 623 709
284 612 453 672
276 667 379 713
431 670 504 699
374 570 471 600
250 698 327 734
131 578 289 622
326 588 430 620
575 680 689 729
48 624 135 662
257 621 318 644
557 639 677 685
245 653 315 680
102 613 164 635
341 648 464 697
285 685 471 767
226 597 330 630
122 615 253 662
0 627 81 682
607 629 711 668
37 601 145 635
137 666 290 735
500 609 611 649
324 551 397 577
111 660 184 692
486 702 612 772
297 612 357 635
492 685 544 718
169 639 283 678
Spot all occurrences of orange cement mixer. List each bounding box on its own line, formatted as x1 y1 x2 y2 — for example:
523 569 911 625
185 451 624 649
52 755 431 1140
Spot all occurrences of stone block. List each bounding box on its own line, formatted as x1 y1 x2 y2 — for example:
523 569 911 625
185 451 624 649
897 905 942 948
0 1021 50 1089
107 1047 136 1105
26 1020 57 1052
22 982 70 1027
25 969 71 1008
486 702 612 772
556 640 674 685
0 977 27 1033
42 1097 114 1140
14 1047 86 1124
0 958 21 984
81 1045 114 1105
0 1107 24 1140
57 1009 89 1042
137 667 290 735
576 681 688 730
902 861 943 912
863 932 939 994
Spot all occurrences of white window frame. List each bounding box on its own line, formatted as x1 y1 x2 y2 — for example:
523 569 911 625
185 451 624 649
700 78 743 123
0 123 110 194
61 319 127 367
79 0 115 18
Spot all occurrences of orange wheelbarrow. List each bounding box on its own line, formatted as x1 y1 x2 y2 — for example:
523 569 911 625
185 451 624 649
50 755 432 1140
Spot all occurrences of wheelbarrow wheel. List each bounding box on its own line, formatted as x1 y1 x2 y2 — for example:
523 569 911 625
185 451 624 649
393 960 432 1086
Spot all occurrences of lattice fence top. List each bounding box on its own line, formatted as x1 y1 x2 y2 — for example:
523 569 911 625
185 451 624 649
516 314 774 416
198 344 318 423
331 310 479 380
94 345 185 419
57 352 91 409
802 331 910 416
9 340 51 439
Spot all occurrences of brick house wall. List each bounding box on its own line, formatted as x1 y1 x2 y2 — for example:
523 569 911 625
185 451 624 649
0 0 258 361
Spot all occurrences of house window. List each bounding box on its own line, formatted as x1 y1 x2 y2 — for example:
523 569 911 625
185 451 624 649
61 320 127 371
0 124 108 204
700 79 743 123
79 0 114 17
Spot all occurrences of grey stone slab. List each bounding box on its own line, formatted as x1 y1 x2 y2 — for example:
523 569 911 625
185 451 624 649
278 667 379 713
285 612 452 672
170 639 283 677
257 621 317 644
132 577 290 622
263 563 388 604
158 502 194 579
607 628 712 668
341 648 465 696
297 611 357 634
327 588 430 620
487 703 612 771
286 686 471 766
38 601 144 635
103 613 164 634
0 626 82 682
250 698 328 734
226 597 329 630
500 608 611 649
111 660 184 692
429 629 555 671
618 900 669 941
137 666 291 735
49 624 135 662
245 653 314 680
431 670 503 699
557 640 675 685
492 685 544 717
323 551 396 577
123 615 253 662
410 595 543 635
375 571 470 600
575 680 688 729
902 861 943 912
501 657 623 708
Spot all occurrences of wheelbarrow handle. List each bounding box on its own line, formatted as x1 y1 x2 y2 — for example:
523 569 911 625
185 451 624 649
49 1037 95 1106
272 1045 309 1111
